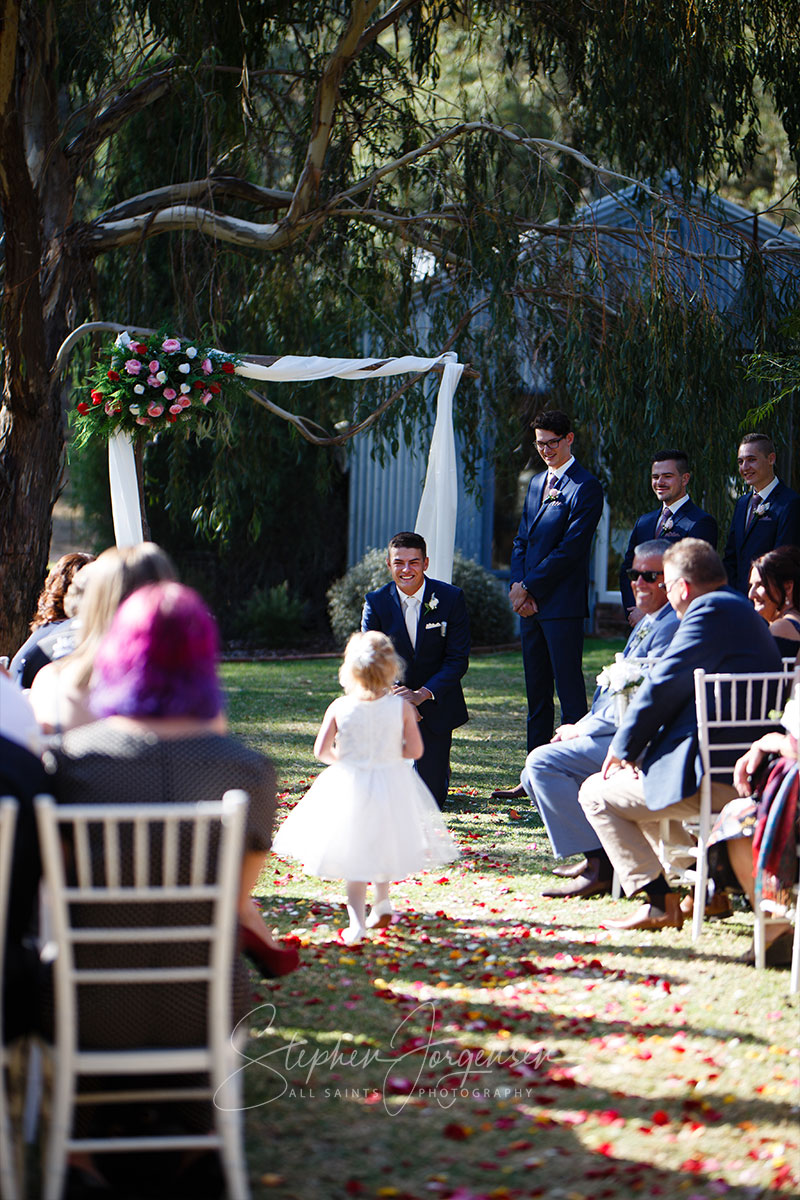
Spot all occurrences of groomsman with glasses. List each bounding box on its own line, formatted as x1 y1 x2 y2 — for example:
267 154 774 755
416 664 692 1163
722 432 800 595
620 450 717 626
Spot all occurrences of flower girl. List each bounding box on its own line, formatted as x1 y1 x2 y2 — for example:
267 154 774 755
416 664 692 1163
272 631 459 944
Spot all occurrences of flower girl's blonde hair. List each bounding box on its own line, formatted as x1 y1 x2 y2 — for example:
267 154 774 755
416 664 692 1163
339 631 403 698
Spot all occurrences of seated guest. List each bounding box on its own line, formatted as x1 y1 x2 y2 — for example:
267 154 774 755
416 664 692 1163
747 545 800 660
29 542 175 734
578 539 783 931
10 551 94 687
706 684 798 966
0 669 47 1039
515 540 679 899
46 583 295 1190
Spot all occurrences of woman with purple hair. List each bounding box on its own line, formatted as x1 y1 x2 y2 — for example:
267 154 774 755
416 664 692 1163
47 582 296 1189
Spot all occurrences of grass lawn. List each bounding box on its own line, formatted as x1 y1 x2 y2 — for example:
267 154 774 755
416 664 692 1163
221 643 799 1200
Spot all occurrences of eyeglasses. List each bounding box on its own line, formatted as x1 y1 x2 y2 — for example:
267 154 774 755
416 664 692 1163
660 576 684 595
626 569 663 583
534 436 565 451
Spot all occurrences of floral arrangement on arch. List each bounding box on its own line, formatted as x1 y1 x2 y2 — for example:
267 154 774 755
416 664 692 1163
71 329 247 448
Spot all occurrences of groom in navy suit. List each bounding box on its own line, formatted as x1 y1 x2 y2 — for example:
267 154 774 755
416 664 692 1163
509 410 604 754
619 450 717 623
722 432 800 594
362 532 470 806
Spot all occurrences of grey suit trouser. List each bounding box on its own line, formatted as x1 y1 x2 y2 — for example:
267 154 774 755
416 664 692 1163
578 769 736 895
519 733 609 858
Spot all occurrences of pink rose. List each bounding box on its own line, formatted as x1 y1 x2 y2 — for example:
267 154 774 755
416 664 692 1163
169 404 183 415
135 415 152 425
201 358 213 375
124 359 142 375
179 395 191 408
147 402 164 417
148 360 160 373
147 375 161 387
162 387 177 401
104 401 116 415
161 338 181 354
201 391 213 405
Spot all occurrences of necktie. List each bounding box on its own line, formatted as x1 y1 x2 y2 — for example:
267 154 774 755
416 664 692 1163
404 595 419 644
541 473 558 505
656 506 671 536
745 491 760 533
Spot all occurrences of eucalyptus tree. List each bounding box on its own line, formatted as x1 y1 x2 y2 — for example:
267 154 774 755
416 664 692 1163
1 0 798 651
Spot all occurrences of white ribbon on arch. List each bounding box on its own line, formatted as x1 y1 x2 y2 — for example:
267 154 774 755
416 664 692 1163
108 350 463 578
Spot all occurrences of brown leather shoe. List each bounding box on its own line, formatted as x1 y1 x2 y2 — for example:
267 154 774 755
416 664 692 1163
738 930 794 967
551 858 589 879
606 892 685 931
680 891 733 920
491 784 527 800
542 873 612 899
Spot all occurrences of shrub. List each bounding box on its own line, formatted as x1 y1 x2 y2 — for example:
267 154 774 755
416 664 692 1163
326 548 515 647
232 581 307 647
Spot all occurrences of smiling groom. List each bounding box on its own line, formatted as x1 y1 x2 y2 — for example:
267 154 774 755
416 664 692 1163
362 532 470 806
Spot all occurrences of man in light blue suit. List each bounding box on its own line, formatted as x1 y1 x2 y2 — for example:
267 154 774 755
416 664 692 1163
579 539 783 932
520 540 679 899
619 450 717 623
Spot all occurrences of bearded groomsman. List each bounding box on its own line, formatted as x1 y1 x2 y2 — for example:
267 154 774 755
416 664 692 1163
509 410 604 754
722 432 800 594
620 450 717 625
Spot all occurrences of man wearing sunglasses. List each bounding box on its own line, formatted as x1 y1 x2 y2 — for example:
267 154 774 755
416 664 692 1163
619 450 717 627
508 410 604 760
517 541 679 899
578 539 782 932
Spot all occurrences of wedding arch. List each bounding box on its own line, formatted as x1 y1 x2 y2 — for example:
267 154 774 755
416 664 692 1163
56 324 467 582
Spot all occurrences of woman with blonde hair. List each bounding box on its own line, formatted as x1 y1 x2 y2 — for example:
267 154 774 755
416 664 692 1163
29 542 175 734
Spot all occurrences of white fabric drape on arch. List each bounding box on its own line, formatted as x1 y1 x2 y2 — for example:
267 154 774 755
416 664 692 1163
107 351 463 578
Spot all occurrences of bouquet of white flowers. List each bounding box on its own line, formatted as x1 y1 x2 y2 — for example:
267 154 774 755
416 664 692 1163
596 654 647 725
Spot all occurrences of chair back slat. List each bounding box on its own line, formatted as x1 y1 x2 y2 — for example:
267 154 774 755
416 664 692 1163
695 670 794 780
0 797 21 1200
134 818 148 888
162 816 179 887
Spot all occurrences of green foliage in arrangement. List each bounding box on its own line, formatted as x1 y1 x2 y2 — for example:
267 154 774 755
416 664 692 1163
327 548 515 648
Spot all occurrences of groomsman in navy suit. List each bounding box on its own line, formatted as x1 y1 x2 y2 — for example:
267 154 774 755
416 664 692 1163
620 450 717 624
723 432 800 594
362 532 470 806
509 410 604 755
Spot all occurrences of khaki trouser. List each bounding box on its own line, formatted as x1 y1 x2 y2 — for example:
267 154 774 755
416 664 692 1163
578 767 735 896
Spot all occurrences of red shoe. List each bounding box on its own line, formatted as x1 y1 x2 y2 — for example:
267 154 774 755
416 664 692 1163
240 924 300 977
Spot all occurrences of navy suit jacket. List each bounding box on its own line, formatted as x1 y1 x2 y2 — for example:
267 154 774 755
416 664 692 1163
722 479 800 593
580 602 680 741
619 499 718 612
510 461 604 620
610 589 783 812
361 576 469 735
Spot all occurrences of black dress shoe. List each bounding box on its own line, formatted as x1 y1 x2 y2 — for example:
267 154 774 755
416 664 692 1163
551 858 589 879
491 784 527 800
542 874 612 899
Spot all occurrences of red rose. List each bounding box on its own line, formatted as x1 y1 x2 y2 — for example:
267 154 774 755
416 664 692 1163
135 343 148 355
76 402 90 414
166 413 177 423
90 390 103 405
221 361 235 374
207 383 221 394
107 370 120 381
192 379 207 389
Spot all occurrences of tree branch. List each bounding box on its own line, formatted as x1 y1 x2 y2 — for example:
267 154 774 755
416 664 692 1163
65 65 178 166
96 177 294 223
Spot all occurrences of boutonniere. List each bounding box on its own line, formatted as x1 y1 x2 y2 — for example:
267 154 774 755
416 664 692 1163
754 501 771 520
543 488 563 505
424 594 439 614
661 515 674 533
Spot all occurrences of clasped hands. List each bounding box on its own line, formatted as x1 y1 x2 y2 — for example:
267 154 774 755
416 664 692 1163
393 684 432 721
509 581 538 618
